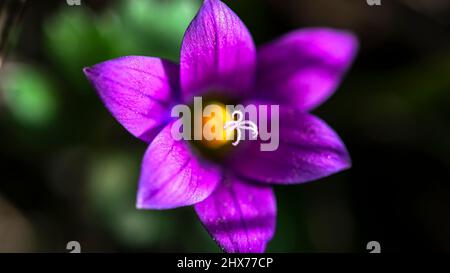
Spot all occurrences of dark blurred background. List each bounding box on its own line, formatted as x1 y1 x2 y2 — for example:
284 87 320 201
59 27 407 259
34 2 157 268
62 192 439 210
0 0 449 252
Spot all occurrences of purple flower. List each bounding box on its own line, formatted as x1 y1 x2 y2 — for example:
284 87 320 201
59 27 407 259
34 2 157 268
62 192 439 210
83 0 358 253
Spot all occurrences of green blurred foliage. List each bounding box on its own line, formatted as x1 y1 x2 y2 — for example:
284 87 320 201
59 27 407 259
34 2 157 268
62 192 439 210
1 65 58 128
44 9 115 90
44 0 199 91
117 0 200 60
39 1 213 249
0 0 203 251
87 152 175 247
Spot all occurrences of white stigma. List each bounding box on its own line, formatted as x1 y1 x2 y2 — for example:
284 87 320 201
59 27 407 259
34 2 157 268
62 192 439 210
224 110 258 146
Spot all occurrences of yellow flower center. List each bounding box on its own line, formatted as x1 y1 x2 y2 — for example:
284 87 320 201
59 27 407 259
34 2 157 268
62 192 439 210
200 103 234 149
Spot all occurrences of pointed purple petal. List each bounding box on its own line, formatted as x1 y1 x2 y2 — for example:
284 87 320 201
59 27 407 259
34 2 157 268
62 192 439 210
228 109 351 184
256 28 358 111
84 56 179 143
180 0 256 101
137 121 221 209
195 175 276 253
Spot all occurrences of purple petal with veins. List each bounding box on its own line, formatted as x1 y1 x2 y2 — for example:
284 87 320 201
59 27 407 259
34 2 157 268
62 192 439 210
180 0 256 102
137 121 222 210
256 28 358 111
228 108 351 184
195 175 276 253
84 56 179 143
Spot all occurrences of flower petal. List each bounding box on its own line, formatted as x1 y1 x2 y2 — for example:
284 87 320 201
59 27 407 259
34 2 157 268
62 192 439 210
195 175 276 253
256 28 358 111
84 56 179 143
180 0 256 101
228 109 351 184
137 121 221 209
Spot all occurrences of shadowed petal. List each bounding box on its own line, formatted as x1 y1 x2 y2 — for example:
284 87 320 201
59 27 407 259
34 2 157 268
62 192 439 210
180 0 256 101
84 56 179 143
228 109 351 184
256 28 358 111
195 175 276 253
137 121 221 210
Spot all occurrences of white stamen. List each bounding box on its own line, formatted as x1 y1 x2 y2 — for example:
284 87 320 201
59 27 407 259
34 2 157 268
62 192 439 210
224 110 258 146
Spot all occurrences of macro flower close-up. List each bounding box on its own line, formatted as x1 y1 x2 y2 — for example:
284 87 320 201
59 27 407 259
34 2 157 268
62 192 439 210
2 0 450 259
84 0 358 253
